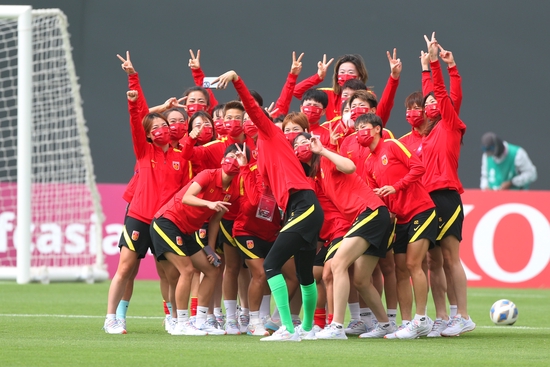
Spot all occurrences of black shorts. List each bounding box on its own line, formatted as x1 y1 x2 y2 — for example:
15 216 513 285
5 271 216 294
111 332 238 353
393 209 437 254
234 235 273 260
219 218 237 248
281 190 324 249
344 206 391 258
194 222 223 255
324 237 344 263
429 190 464 243
314 241 330 267
118 215 154 259
150 217 203 261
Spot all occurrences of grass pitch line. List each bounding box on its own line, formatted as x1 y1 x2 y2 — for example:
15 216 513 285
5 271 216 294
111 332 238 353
0 313 163 320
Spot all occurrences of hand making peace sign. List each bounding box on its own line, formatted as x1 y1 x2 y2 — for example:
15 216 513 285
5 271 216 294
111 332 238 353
116 51 136 75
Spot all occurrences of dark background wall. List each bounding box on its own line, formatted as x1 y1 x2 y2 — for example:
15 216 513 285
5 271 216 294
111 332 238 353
7 0 550 189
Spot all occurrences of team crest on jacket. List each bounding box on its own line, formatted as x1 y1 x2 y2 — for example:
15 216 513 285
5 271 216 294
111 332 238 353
199 229 207 239
252 149 258 160
223 194 231 202
172 161 180 170
381 155 388 165
176 236 183 246
131 230 140 241
246 240 254 249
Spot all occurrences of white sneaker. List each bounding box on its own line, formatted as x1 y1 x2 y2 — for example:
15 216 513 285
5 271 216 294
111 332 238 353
163 315 172 332
247 322 270 336
224 319 241 335
260 325 301 342
359 322 396 338
292 318 302 328
345 319 368 335
263 317 281 332
215 314 226 328
196 320 227 335
315 324 348 340
294 325 318 340
171 321 208 336
441 315 476 337
427 318 448 337
239 314 250 334
384 322 408 339
167 318 177 334
103 318 126 334
394 317 431 339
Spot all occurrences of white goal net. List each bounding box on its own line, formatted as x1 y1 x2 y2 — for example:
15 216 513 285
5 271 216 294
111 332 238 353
0 7 107 283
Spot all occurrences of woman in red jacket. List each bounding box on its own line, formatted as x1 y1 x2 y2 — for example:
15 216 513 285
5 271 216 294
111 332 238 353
104 52 190 334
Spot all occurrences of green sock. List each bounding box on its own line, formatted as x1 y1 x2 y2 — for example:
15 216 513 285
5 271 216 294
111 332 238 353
267 274 294 333
300 282 317 332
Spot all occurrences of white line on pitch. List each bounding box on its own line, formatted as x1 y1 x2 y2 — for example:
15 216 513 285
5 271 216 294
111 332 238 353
0 313 163 319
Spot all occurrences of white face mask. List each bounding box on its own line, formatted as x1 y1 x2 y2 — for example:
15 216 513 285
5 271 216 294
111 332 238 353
342 111 353 127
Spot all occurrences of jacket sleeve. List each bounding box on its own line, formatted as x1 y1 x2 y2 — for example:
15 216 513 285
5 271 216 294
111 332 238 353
127 73 149 159
240 164 263 206
430 60 466 132
376 75 399 126
389 140 425 192
293 73 323 99
234 77 277 139
274 73 298 116
448 65 463 114
512 147 538 188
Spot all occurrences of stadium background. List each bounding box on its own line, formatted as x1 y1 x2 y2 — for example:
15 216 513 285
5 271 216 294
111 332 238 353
7 0 549 189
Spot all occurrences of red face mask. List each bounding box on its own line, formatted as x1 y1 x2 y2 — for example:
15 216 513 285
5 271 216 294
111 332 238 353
225 119 243 137
424 103 441 120
169 123 187 141
294 144 313 163
221 157 240 176
214 119 227 136
337 74 356 87
197 125 213 145
350 106 371 122
357 128 374 147
302 105 323 124
186 103 207 115
406 109 424 128
285 131 301 145
151 126 170 145
243 120 258 137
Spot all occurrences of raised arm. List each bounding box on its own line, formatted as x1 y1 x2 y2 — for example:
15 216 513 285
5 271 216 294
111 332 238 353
215 70 278 138
126 90 148 159
273 52 304 116
188 49 219 113
376 48 402 125
118 51 149 115
439 45 462 114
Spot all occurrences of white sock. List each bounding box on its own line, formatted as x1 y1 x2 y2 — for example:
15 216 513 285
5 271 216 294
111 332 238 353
402 320 410 326
272 307 280 321
260 295 271 318
291 314 300 321
214 307 223 317
196 306 208 326
177 309 189 324
250 311 260 325
450 305 458 318
348 302 360 320
241 307 250 316
207 313 215 320
224 300 237 321
106 313 116 320
332 321 343 328
414 313 426 321
360 307 373 328
387 309 397 323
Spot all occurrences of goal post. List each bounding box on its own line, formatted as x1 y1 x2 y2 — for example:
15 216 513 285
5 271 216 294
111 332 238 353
0 6 107 283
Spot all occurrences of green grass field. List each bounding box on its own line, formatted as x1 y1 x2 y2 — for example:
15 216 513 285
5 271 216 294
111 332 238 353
0 281 549 366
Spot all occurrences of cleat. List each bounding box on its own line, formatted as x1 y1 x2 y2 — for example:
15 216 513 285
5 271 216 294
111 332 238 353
224 319 241 335
260 325 300 342
196 321 227 335
345 319 368 335
103 318 126 334
315 323 348 340
247 322 270 336
441 315 476 337
163 315 172 332
294 325 318 340
239 314 250 334
384 322 409 339
359 322 396 338
263 317 281 332
215 314 226 329
427 318 448 337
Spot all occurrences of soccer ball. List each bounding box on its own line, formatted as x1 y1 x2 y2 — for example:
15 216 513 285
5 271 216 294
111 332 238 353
490 299 518 325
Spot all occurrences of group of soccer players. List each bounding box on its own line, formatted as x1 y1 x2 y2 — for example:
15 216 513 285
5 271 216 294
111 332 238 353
103 32 476 341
